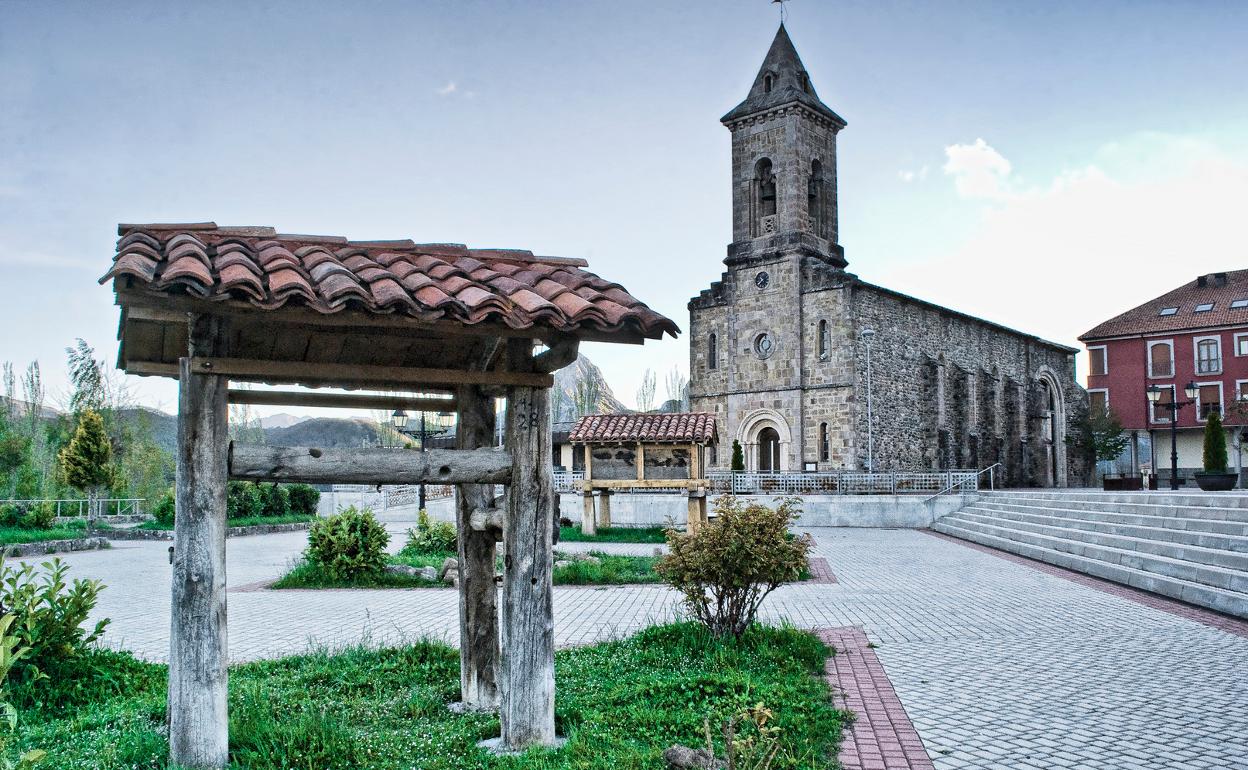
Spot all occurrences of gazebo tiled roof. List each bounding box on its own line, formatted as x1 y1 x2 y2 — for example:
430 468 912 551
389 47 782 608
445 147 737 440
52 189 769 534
101 223 679 340
569 412 717 444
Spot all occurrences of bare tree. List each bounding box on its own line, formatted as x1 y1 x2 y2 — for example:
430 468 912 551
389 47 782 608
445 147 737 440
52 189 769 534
665 366 689 411
636 369 657 413
573 376 601 419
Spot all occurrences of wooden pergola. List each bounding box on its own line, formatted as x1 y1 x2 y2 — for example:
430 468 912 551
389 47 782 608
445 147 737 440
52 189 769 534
101 223 677 769
568 412 717 534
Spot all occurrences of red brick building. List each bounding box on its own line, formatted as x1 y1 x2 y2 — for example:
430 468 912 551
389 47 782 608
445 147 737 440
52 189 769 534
1080 270 1248 483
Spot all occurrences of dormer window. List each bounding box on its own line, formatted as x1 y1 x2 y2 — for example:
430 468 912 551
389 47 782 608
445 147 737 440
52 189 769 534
1195 303 1214 312
764 74 773 93
1231 299 1248 309
1159 307 1178 316
800 72 810 93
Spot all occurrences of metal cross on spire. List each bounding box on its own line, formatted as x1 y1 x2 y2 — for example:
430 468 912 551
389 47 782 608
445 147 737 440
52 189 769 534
773 0 789 25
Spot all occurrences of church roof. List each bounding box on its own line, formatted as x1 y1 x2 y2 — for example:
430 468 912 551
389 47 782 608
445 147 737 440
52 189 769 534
721 25 846 127
569 412 717 444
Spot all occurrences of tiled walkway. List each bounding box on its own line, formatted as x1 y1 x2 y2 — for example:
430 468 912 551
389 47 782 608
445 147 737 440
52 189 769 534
16 526 1248 769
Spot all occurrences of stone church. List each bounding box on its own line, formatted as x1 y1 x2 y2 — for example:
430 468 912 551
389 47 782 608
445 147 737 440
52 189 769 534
688 26 1088 487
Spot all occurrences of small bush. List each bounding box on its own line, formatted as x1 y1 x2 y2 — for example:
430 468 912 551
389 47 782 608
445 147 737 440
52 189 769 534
259 483 290 518
657 496 811 638
227 481 264 520
400 509 456 556
287 484 321 517
0 558 109 685
18 502 55 530
1203 409 1228 472
0 504 20 528
306 506 389 580
152 490 175 526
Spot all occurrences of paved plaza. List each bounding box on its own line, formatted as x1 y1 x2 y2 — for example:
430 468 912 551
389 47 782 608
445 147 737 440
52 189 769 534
17 521 1248 769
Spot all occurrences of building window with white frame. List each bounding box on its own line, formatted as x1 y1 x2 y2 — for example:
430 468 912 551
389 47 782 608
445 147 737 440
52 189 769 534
1235 333 1248 357
1088 388 1108 415
1088 346 1108 376
1197 381 1223 421
1148 340 1174 379
1149 384 1175 424
1195 336 1222 375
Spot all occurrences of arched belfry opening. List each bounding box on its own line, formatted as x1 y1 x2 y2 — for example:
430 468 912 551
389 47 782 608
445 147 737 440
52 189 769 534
808 159 824 237
755 158 777 235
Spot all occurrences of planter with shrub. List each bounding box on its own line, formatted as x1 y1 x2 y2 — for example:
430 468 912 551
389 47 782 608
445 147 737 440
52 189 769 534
1195 411 1238 491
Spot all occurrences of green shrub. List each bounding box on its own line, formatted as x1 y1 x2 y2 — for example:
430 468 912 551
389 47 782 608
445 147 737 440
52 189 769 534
731 440 745 472
1203 409 1228 472
0 614 47 769
657 496 811 638
287 484 321 517
0 559 108 685
306 506 389 580
259 484 290 518
152 490 175 526
0 505 20 528
227 481 264 519
400 509 456 556
18 502 55 530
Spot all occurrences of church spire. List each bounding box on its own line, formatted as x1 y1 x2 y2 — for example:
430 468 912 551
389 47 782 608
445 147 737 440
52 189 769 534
721 24 846 127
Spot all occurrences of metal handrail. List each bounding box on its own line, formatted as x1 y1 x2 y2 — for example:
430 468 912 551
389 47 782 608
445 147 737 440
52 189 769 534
2 498 146 517
922 463 1002 504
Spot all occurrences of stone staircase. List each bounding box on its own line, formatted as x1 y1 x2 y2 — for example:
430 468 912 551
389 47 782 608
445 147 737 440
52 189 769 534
931 490 1248 619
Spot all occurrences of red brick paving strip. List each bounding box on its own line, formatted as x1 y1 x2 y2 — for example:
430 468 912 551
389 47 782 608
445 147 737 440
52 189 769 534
807 556 838 584
924 530 1248 639
819 626 935 770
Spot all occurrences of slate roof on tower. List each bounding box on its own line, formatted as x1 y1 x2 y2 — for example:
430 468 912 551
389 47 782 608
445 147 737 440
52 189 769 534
100 223 679 340
721 24 846 126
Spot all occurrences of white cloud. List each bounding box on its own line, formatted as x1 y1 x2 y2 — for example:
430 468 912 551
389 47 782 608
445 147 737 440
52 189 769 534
943 138 1013 200
885 132 1248 385
898 165 929 183
436 81 458 96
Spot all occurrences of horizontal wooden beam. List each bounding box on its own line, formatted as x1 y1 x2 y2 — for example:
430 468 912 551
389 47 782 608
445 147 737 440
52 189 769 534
115 290 649 345
227 389 455 412
191 356 552 389
229 444 512 485
125 360 180 378
532 338 579 374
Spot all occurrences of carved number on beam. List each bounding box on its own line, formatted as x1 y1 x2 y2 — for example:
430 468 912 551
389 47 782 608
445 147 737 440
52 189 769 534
228 445 511 485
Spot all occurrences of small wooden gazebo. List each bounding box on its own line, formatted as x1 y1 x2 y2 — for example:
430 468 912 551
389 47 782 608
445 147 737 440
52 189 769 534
101 223 677 769
568 412 716 533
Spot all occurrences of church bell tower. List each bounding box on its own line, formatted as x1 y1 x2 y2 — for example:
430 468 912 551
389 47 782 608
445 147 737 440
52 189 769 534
721 24 847 268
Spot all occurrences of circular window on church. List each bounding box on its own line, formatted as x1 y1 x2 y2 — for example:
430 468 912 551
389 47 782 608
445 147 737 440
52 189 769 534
753 332 776 359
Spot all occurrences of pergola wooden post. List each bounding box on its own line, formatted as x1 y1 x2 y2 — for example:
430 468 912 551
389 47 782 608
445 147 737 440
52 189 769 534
103 224 676 766
455 384 499 708
169 315 229 768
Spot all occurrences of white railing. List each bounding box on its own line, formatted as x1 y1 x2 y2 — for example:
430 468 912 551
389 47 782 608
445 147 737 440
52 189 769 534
330 484 453 512
553 471 585 493
922 463 1001 503
2 498 146 518
706 470 981 495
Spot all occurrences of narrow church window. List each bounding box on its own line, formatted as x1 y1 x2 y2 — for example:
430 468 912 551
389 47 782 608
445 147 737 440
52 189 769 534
764 74 773 93
819 422 829 462
756 159 777 219
808 160 824 237
817 319 829 360
708 333 718 370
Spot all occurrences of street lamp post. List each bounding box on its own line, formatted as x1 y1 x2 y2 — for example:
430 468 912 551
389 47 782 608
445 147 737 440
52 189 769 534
391 408 455 510
1146 382 1199 491
861 328 876 474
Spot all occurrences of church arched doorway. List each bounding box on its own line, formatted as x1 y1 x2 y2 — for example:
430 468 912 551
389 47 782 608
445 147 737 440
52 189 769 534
758 427 781 471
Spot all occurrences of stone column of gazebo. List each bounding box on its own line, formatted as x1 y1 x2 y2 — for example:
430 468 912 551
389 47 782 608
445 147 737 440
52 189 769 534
568 412 717 533
100 223 677 769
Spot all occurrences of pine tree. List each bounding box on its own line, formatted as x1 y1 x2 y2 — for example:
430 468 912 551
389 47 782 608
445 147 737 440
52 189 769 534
1203 409 1228 473
59 410 114 525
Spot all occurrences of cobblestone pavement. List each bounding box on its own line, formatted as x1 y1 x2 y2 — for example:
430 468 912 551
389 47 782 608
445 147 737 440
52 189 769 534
15 526 1248 769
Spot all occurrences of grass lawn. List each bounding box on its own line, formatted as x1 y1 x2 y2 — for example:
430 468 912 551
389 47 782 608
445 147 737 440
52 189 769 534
557 526 668 543
0 519 90 545
15 623 843 770
271 551 661 589
137 514 316 531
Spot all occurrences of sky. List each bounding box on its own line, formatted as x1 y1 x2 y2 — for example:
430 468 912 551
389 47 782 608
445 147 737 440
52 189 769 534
2 0 1247 417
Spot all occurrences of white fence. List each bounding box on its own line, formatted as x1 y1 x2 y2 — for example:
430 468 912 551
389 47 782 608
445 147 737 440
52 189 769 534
1 498 145 517
553 471 584 493
706 470 980 495
329 484 453 512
